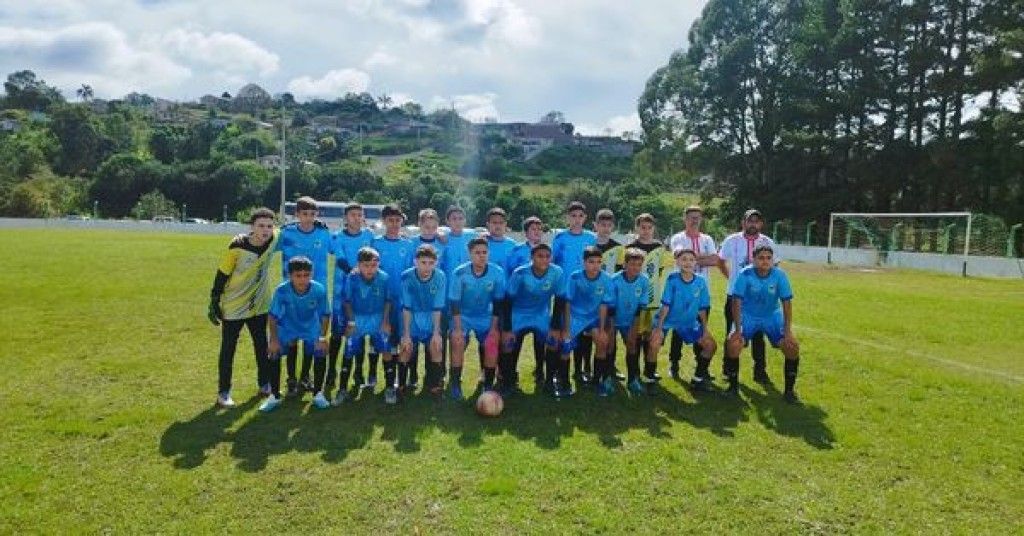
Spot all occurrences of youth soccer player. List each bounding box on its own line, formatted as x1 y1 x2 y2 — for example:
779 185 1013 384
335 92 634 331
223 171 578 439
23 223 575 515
399 246 447 396
584 208 624 382
718 209 778 383
328 203 375 398
207 207 280 408
483 207 518 275
410 208 448 387
611 248 652 395
449 237 506 398
564 246 616 396
667 206 725 379
506 216 547 382
340 247 399 405
262 256 331 413
372 204 414 381
650 248 717 392
504 244 569 397
625 213 674 383
552 201 597 381
442 205 477 277
723 244 801 403
277 196 332 398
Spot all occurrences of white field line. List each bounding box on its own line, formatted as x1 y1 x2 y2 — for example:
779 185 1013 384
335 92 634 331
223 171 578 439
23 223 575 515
796 324 1024 383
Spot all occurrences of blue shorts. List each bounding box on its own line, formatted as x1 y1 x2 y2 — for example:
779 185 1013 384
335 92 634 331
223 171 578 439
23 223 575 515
451 315 494 343
739 312 785 345
406 310 438 344
387 307 403 350
664 323 704 344
331 310 348 335
345 314 390 356
569 315 601 340
511 310 551 338
274 336 326 360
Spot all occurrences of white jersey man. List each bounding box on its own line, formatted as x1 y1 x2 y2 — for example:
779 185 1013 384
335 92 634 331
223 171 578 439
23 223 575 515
718 208 779 383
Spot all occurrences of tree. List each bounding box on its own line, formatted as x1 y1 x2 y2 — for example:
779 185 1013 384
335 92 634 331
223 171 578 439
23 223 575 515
49 104 109 176
89 154 164 217
76 84 94 102
3 70 64 111
130 190 178 220
539 111 565 124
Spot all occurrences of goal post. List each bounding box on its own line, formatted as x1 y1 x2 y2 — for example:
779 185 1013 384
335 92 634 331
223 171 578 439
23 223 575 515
827 212 975 275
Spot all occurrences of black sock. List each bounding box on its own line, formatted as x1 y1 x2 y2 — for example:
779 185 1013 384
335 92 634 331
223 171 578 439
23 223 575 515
696 357 711 380
313 358 326 394
498 352 512 386
785 358 799 392
560 357 571 385
339 357 353 391
544 348 559 384
368 352 379 377
596 358 608 382
724 358 739 386
483 367 496 388
327 335 343 389
626 352 640 382
398 362 409 388
300 350 313 382
450 366 462 387
384 360 396 389
286 346 298 380
409 348 419 380
643 360 656 378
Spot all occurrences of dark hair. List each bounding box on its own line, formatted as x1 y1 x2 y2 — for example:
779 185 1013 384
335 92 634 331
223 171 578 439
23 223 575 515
296 196 317 212
753 243 774 257
357 247 379 262
530 243 552 256
624 247 645 262
595 208 615 222
566 200 586 214
635 213 655 226
522 216 542 232
415 244 438 260
287 255 313 274
445 205 465 219
486 207 507 220
468 237 488 251
381 203 405 219
582 245 602 261
249 207 276 224
344 202 363 215
674 247 697 258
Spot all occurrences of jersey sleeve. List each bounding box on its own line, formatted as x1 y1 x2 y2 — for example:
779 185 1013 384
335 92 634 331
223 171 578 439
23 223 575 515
555 267 569 299
729 272 746 299
639 277 651 308
717 236 731 261
319 287 331 318
601 278 616 306
507 269 522 298
217 245 239 275
447 270 463 306
400 274 413 309
493 269 507 300
699 279 711 311
433 272 447 311
660 277 675 306
778 270 794 301
564 272 577 302
269 288 285 321
551 233 564 266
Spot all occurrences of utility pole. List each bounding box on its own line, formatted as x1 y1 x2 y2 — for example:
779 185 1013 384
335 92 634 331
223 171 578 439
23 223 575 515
279 106 287 218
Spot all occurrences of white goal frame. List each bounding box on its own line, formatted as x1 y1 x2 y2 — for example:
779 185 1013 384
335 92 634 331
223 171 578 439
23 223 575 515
827 212 973 276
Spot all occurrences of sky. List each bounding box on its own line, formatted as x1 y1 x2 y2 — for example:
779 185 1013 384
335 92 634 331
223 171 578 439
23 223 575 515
0 0 707 135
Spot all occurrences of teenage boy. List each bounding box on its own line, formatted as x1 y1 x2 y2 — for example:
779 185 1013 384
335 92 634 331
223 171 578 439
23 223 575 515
328 203 375 398
399 246 447 396
262 256 331 412
340 247 399 405
611 248 652 395
208 207 280 408
563 246 616 396
449 237 506 397
625 213 674 384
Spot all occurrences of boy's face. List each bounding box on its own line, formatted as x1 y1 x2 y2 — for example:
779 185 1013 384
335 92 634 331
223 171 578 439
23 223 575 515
625 257 643 278
487 215 506 237
594 219 614 238
415 255 437 277
470 245 488 267
531 249 551 271
754 250 773 271
525 223 542 243
446 212 466 233
677 253 697 274
419 217 439 236
636 221 655 241
583 255 602 277
384 215 403 233
566 209 586 231
685 212 702 232
297 208 317 227
345 209 364 229
358 257 379 279
251 217 274 241
289 269 312 291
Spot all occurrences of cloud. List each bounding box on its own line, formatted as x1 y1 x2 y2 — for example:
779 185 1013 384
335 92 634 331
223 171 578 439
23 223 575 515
150 29 279 76
576 113 641 137
287 68 372 100
431 92 500 121
363 48 398 69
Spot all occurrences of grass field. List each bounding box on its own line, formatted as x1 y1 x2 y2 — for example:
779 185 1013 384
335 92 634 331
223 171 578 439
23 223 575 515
1 228 1022 533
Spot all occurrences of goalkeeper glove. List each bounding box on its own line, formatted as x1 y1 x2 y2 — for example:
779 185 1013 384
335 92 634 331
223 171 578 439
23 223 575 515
208 298 222 326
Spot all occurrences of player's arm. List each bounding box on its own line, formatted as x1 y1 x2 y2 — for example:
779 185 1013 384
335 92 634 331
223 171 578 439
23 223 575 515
208 269 229 325
268 315 281 356
402 308 413 347
381 298 392 334
782 299 793 336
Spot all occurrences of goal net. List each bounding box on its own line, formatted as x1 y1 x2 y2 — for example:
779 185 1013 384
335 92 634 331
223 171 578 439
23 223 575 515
826 213 980 259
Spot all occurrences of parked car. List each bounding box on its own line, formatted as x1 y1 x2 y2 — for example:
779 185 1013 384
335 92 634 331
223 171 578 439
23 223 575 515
152 216 175 223
184 217 209 224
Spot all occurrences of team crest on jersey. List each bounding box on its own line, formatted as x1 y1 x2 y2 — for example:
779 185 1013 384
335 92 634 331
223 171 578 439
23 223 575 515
634 287 643 297
595 286 605 296
692 289 700 298
541 281 552 291
399 248 407 257
768 284 777 294
430 284 439 294
485 282 494 291
313 239 323 249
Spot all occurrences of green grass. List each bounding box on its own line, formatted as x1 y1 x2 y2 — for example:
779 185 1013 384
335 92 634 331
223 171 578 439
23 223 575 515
1 229 1022 533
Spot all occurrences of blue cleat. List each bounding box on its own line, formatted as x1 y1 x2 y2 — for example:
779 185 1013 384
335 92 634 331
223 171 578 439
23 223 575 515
627 379 644 395
450 384 464 401
259 395 282 413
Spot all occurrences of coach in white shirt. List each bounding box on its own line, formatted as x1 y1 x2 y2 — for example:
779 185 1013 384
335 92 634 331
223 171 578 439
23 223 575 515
666 206 728 379
718 208 779 383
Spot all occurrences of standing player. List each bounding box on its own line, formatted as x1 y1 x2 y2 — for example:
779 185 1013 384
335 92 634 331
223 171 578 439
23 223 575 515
718 209 778 383
483 207 518 276
449 237 506 397
442 206 477 276
625 213 674 384
207 207 280 408
724 244 801 403
328 203 375 399
506 216 547 383
593 208 624 380
262 256 331 412
563 247 616 396
372 204 414 384
611 248 652 395
551 200 597 381
650 248 717 392
399 246 447 396
340 247 399 405
667 206 726 380
410 208 447 387
504 244 569 397
277 196 332 398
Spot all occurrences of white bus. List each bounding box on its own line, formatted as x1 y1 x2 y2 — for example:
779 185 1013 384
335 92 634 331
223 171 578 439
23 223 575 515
284 201 385 231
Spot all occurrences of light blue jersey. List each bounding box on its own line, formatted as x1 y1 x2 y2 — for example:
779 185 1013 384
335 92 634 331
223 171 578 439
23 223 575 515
372 235 414 305
506 242 535 276
414 235 446 275
661 272 711 332
400 267 447 341
508 263 566 334
551 229 597 281
611 271 651 329
566 270 615 331
728 265 793 320
332 228 374 275
449 262 506 327
345 270 393 316
442 230 478 277
270 280 330 344
278 221 333 288
485 236 518 279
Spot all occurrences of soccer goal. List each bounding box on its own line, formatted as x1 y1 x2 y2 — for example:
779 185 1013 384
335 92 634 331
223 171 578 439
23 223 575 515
827 212 974 275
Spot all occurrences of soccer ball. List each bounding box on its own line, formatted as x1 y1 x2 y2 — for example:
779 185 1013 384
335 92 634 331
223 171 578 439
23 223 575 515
476 391 504 417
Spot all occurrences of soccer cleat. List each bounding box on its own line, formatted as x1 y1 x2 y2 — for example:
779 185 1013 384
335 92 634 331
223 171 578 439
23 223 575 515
450 384 464 401
300 378 314 393
627 379 644 395
783 390 802 405
613 368 626 381
216 393 236 408
258 384 272 398
384 387 398 405
331 390 348 406
353 372 365 389
724 381 740 398
364 375 378 389
259 395 282 413
312 392 330 410
286 378 299 398
669 363 681 380
409 374 420 389
753 368 771 384
641 374 658 384
690 377 714 393
596 379 612 397
555 383 575 399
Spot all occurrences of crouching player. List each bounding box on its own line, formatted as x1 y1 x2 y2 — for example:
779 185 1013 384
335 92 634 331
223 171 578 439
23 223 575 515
262 256 331 412
504 244 569 397
650 248 717 393
564 246 615 396
611 248 652 395
449 237 506 398
399 246 447 396
724 244 802 403
337 247 397 405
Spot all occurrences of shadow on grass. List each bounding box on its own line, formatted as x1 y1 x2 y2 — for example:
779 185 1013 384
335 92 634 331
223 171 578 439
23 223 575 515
159 397 260 469
742 382 835 449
